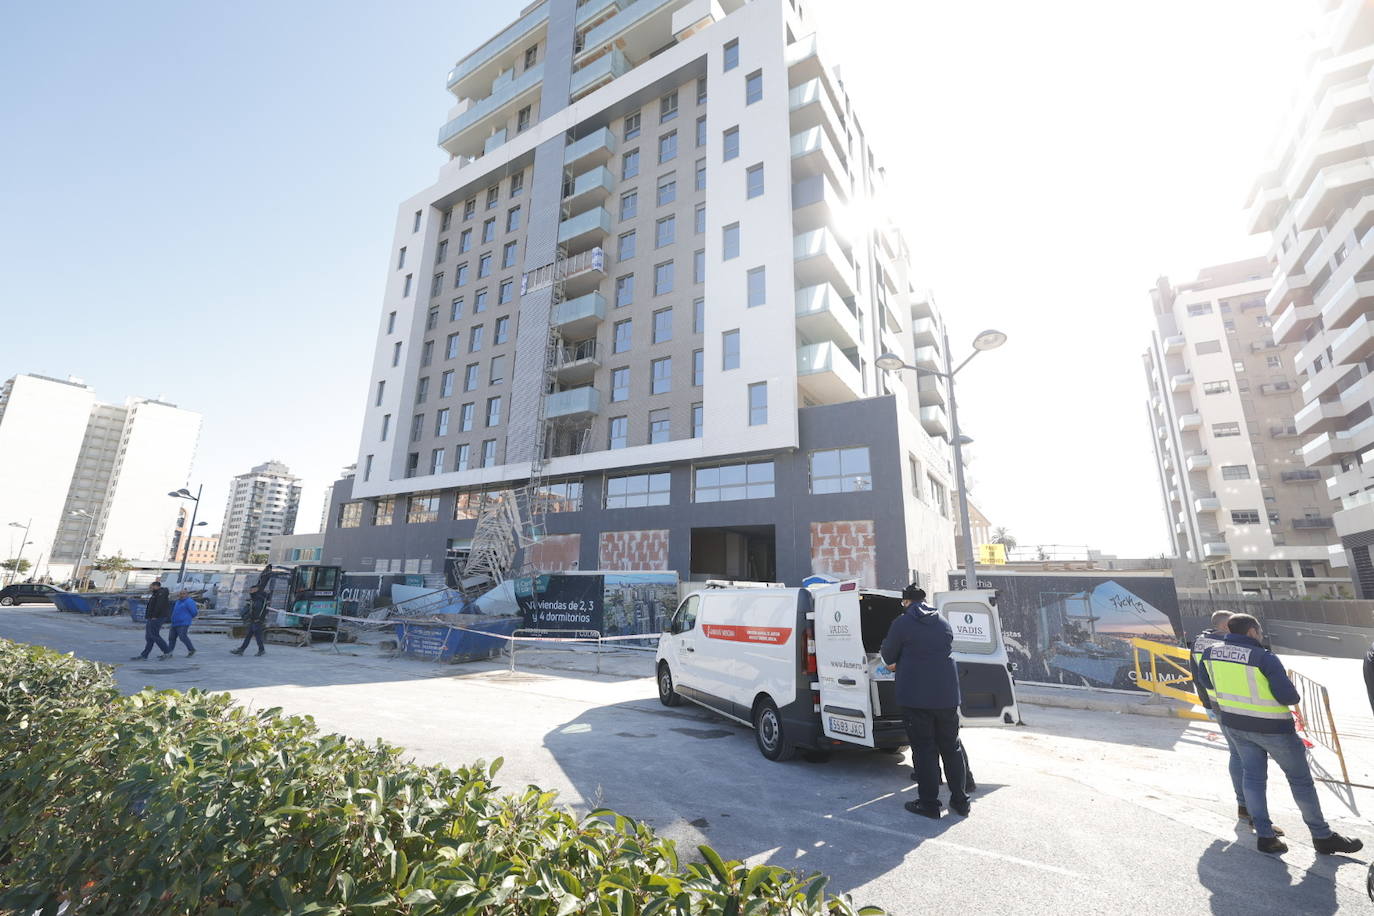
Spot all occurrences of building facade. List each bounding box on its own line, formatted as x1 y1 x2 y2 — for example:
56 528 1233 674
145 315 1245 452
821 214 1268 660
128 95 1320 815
1245 0 1374 596
1143 259 1349 597
0 373 201 581
324 0 959 590
217 461 303 564
169 509 221 566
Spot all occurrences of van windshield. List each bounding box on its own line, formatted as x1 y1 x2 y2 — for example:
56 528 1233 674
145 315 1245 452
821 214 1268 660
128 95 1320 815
859 594 903 652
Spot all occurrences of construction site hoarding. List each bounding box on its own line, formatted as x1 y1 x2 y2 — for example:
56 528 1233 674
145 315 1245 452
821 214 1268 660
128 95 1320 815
512 571 679 639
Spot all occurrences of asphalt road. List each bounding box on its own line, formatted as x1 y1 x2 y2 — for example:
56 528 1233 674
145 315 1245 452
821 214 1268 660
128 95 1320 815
4 606 1374 914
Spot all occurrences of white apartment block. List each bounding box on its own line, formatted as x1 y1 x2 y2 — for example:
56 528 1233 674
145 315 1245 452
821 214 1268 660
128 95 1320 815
1245 0 1374 596
0 373 201 580
324 0 959 590
217 461 303 564
1143 260 1349 597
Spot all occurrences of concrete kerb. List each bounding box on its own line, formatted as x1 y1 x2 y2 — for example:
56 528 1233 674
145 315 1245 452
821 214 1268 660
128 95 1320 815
1016 684 1189 719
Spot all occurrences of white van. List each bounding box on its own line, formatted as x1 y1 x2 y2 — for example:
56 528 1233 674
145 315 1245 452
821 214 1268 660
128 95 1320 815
655 580 1020 760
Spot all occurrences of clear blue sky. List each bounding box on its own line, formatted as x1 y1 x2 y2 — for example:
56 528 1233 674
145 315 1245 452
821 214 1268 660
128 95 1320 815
0 0 515 533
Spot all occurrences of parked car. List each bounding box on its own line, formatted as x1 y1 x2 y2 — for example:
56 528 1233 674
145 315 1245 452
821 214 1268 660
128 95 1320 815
0 583 62 606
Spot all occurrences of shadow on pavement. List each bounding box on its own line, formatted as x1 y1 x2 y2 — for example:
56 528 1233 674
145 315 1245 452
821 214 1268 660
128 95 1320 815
1195 832 1358 916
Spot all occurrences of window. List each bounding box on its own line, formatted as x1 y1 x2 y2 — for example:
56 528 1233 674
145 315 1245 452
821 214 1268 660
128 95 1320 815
460 403 474 431
1266 355 1282 369
648 307 673 343
486 186 499 210
694 249 706 284
722 223 740 259
364 454 373 481
748 381 767 425
498 278 514 303
615 274 635 307
693 349 704 385
659 131 678 163
609 416 628 450
381 414 391 441
927 476 948 517
494 316 510 344
745 69 762 104
453 489 491 519
696 115 707 148
723 38 739 70
392 341 402 366
657 173 677 206
469 325 484 351
624 111 641 140
723 126 739 160
486 396 502 427
908 456 922 499
458 228 472 252
614 319 633 353
375 380 386 406
463 199 476 220
427 306 440 331
1187 303 1213 317
620 190 638 221
696 76 707 104
747 266 766 307
441 209 452 231
649 408 671 444
693 298 705 333
489 354 506 385
695 158 706 191
415 376 430 404
1234 360 1246 374
745 163 764 198
810 447 872 493
1203 380 1230 395
509 171 524 196
430 448 446 475
694 460 774 502
403 274 413 297
654 260 674 295
1195 340 1222 355
534 479 584 513
454 443 470 471
440 370 454 397
506 207 521 232
695 203 706 234
450 298 463 320
436 239 448 263
455 263 469 286
464 364 479 391
481 439 497 467
606 471 671 508
651 356 672 394
611 367 630 401
623 149 640 179
1231 510 1261 525
387 311 396 333
478 253 492 277
446 333 461 360
516 105 531 133
421 340 434 367
656 215 676 248
722 329 740 369
1213 422 1241 437
660 90 678 123
410 413 425 441
618 230 637 261
1222 465 1250 480
692 403 704 438
375 496 396 526
473 288 488 312
339 502 363 529
413 210 422 231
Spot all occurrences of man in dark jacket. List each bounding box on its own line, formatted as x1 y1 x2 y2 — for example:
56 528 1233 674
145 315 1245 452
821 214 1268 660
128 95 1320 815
131 580 173 661
231 585 270 656
881 585 969 819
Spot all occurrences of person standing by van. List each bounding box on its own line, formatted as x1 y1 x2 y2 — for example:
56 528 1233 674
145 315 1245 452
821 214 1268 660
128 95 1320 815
882 585 970 819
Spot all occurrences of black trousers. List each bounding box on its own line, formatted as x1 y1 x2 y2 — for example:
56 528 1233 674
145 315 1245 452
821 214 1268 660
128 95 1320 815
237 621 266 652
903 706 968 806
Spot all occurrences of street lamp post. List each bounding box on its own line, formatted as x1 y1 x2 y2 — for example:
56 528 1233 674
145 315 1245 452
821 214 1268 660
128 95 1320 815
70 509 97 591
168 485 203 587
7 520 32 585
877 328 1007 592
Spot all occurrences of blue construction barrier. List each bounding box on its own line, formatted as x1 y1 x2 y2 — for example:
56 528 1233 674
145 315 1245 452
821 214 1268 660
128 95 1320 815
394 616 521 663
51 592 93 614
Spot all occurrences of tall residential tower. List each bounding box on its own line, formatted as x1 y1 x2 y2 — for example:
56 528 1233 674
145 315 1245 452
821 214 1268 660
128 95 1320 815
217 461 302 564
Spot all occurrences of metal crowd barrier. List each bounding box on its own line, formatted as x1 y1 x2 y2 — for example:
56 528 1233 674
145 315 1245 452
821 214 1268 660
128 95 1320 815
1288 668 1351 785
1127 637 1208 720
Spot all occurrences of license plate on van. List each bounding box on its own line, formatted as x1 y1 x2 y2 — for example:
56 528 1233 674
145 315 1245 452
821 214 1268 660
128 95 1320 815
829 717 866 738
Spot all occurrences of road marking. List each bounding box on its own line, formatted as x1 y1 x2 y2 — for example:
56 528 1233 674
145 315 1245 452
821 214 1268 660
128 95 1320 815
819 813 1086 879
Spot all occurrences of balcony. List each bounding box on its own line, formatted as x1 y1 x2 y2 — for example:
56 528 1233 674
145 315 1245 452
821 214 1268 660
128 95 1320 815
1332 311 1374 365
793 228 856 296
557 206 613 247
545 386 601 420
553 339 601 384
1203 542 1231 558
1293 516 1335 529
438 63 544 153
564 128 617 169
797 341 863 405
1281 469 1323 483
1249 338 1281 354
1178 413 1202 431
446 4 549 94
911 316 939 348
576 0 628 30
795 283 860 351
1302 428 1357 464
1320 275 1374 330
552 291 608 337
1156 425 1168 440
920 405 950 440
1294 158 1374 232
1271 424 1300 439
1163 334 1185 354
910 287 933 320
1258 380 1296 396
789 78 845 151
564 165 616 210
791 173 849 235
569 49 630 101
1294 398 1346 436
917 373 946 408
577 0 688 65
1272 299 1319 344
1170 372 1194 393
912 345 942 372
1195 495 1222 512
1186 452 1212 471
1245 184 1288 235
790 127 848 187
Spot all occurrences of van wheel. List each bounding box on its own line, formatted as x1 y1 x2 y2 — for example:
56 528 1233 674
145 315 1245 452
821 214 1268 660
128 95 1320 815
753 698 796 762
657 663 682 707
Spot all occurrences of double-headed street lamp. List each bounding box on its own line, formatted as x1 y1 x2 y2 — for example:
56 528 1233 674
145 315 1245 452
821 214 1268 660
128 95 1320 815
7 519 33 586
877 328 1007 592
70 509 97 591
168 485 204 586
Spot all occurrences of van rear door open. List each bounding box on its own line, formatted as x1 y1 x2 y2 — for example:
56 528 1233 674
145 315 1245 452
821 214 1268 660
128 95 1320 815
935 589 1021 726
811 583 875 747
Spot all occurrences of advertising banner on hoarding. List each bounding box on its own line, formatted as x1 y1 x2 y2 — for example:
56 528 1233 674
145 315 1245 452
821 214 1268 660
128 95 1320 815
512 572 679 639
949 572 1182 692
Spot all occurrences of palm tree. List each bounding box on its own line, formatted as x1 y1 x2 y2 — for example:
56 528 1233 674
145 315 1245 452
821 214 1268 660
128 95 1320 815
990 527 1017 551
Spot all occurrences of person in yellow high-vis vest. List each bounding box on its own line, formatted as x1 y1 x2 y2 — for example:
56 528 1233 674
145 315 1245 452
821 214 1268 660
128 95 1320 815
1198 613 1363 855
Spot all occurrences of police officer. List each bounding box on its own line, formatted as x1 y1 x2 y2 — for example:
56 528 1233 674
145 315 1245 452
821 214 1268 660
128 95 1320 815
1198 613 1362 855
881 585 969 819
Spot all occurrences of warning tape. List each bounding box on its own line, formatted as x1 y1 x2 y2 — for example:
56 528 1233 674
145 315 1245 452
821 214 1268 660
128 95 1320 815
286 610 661 645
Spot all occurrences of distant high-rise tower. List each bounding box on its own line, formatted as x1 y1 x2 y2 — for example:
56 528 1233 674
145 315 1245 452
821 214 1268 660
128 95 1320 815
217 461 302 564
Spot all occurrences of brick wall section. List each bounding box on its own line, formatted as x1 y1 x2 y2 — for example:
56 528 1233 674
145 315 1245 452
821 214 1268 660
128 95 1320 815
527 533 581 572
599 529 670 570
810 521 877 584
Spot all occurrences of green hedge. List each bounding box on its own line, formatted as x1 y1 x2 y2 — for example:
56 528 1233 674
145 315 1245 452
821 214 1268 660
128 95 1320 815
0 640 882 915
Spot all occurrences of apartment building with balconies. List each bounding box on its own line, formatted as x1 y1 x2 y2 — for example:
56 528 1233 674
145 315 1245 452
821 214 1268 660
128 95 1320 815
1244 0 1374 596
1143 259 1350 597
324 0 958 590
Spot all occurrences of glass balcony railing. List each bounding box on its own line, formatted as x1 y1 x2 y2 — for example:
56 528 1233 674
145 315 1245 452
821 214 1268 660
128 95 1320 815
438 63 544 148
447 4 550 90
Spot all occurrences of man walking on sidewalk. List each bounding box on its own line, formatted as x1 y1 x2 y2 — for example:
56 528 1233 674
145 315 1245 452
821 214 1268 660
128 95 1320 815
167 589 198 657
230 585 269 657
132 580 172 661
1198 613 1362 855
